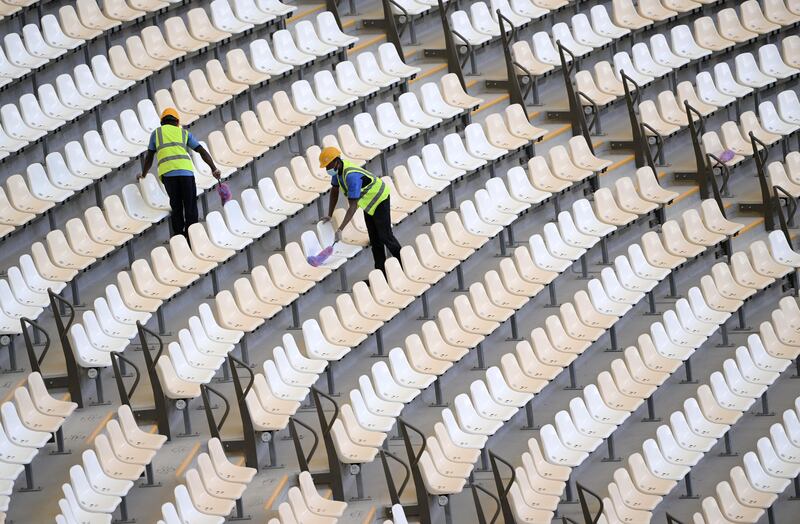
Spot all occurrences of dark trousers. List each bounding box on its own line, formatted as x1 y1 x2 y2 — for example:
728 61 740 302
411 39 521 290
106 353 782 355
364 197 402 273
162 175 198 238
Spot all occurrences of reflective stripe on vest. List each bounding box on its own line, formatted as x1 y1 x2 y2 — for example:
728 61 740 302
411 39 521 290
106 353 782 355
337 160 389 216
155 125 194 177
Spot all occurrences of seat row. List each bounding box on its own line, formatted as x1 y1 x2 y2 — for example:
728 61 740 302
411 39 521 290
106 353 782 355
49 93 477 398
0 71 468 347
692 403 800 524
0 0 168 87
508 236 793 523
612 0 797 32
0 0 296 88
54 76 482 378
158 40 417 131
455 0 560 44
0 38 411 243
0 53 421 334
265 471 348 524
423 197 742 505
597 296 800 524
511 5 631 78
575 27 797 109
0 8 343 161
0 0 41 21
149 106 540 401
0 372 77 519
243 144 610 476
641 78 797 147
768 151 800 197
616 38 795 89
244 137 609 443
389 0 455 17
700 91 797 169
54 405 166 524
512 0 797 82
198 46 421 170
330 183 668 475
156 437 256 524
333 161 693 473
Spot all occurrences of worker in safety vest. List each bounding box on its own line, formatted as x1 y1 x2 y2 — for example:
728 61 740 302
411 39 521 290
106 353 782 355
319 146 401 273
138 108 221 238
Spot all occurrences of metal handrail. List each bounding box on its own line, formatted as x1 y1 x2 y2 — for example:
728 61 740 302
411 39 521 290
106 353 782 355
496 11 518 42
451 29 475 71
49 290 75 331
289 416 320 468
620 71 641 105
511 59 538 104
774 186 797 229
556 40 578 72
312 387 340 436
136 321 164 368
110 352 140 405
200 384 231 436
487 449 517 523
749 131 769 167
640 121 665 164
379 448 412 497
577 90 601 133
488 451 515 500
398 418 427 466
705 152 731 195
388 0 410 38
20 317 49 373
228 355 254 398
470 482 501 524
684 102 705 135
576 482 604 524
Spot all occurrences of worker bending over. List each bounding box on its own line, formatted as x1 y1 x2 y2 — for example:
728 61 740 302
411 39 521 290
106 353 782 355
319 147 401 273
138 108 221 238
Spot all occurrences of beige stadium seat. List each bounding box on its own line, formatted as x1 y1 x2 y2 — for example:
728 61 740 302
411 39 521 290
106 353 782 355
662 0 700 12
717 8 758 42
75 0 120 31
187 7 232 43
594 61 626 97
638 0 676 21
693 17 734 51
108 45 151 81
164 16 207 53
103 0 145 21
612 0 653 30
125 36 169 71
141 26 184 62
57 5 102 41
740 0 781 33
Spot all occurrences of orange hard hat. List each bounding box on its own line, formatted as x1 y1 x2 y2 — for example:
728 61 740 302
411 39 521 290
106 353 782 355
160 107 179 121
318 146 341 168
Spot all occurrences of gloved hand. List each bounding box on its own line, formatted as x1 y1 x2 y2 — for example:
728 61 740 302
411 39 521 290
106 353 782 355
212 169 221 180
320 216 331 223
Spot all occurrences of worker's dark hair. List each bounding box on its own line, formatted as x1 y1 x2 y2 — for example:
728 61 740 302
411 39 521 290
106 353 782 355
161 115 179 126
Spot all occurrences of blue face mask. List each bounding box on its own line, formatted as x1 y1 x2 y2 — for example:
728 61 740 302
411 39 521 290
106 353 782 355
327 168 338 177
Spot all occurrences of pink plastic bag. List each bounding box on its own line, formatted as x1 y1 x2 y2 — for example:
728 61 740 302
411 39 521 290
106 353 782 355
307 246 333 267
718 149 735 163
217 182 232 205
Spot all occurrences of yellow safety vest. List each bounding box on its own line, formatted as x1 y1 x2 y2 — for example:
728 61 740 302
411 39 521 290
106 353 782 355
337 160 390 216
154 125 194 177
